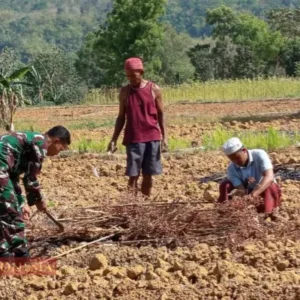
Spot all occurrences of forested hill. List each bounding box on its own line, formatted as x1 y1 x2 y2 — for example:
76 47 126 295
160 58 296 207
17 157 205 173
166 0 300 36
1 0 300 61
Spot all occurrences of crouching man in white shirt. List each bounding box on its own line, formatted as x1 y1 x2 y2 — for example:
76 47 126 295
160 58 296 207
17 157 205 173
218 137 281 216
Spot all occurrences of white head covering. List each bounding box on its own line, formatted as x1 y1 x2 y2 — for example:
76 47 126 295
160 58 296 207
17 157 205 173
222 137 243 155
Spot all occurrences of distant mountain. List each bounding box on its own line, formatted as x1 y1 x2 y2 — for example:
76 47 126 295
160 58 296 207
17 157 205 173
0 0 299 60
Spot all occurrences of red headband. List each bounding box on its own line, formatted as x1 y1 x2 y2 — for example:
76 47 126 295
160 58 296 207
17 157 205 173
124 57 144 71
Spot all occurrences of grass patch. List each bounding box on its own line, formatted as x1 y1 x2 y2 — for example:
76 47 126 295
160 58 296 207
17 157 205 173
83 77 300 105
71 137 191 154
202 127 300 151
13 122 42 132
71 137 117 154
168 137 191 150
68 119 115 130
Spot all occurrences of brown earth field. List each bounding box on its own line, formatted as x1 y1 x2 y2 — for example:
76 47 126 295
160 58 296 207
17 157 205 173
2 99 300 300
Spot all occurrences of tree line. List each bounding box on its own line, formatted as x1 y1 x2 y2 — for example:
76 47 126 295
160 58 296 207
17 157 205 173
2 1 300 107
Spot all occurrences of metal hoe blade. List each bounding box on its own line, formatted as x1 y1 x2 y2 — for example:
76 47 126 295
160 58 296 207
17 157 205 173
44 211 65 232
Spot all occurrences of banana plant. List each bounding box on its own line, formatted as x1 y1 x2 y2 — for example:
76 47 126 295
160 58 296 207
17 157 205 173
0 66 31 131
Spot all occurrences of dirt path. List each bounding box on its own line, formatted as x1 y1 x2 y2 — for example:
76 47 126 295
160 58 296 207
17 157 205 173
15 99 300 122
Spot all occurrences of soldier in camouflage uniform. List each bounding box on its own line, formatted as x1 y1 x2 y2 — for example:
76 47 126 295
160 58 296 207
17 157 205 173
0 125 71 258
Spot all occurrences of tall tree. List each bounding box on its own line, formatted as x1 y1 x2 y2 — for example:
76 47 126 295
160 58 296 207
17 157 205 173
158 25 196 84
206 6 284 77
75 32 106 88
93 0 166 85
188 43 214 81
266 8 300 38
266 9 300 76
279 38 300 76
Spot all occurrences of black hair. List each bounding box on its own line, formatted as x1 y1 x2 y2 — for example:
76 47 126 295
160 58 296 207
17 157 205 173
46 126 71 145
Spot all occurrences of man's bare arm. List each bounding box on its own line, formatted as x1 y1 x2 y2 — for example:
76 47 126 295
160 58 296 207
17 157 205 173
109 88 127 146
229 184 246 197
252 169 274 197
152 84 166 141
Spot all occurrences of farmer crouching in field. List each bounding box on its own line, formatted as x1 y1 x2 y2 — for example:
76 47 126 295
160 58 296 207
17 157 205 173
107 57 167 197
0 125 70 258
218 137 281 217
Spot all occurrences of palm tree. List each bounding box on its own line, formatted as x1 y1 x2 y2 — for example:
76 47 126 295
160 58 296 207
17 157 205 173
0 67 31 131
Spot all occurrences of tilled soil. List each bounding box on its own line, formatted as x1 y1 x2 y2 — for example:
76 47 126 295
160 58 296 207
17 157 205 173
2 101 300 299
1 148 298 300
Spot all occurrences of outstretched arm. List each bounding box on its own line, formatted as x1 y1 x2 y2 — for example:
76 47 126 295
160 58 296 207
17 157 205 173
108 87 127 150
23 138 47 208
251 169 274 197
152 84 167 145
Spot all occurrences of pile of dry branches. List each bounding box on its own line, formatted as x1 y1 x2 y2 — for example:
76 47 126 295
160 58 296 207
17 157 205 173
27 196 266 250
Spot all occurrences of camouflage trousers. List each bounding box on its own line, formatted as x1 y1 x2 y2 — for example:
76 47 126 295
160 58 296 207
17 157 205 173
0 170 27 257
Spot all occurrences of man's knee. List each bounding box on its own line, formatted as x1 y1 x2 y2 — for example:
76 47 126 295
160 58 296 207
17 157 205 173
218 179 234 202
219 179 234 190
262 183 281 211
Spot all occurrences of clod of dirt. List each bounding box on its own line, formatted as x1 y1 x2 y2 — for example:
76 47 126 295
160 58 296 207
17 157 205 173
92 278 109 288
26 296 38 300
137 280 147 288
189 243 211 262
171 259 184 271
203 189 219 202
266 241 277 250
145 271 160 280
182 261 208 281
280 271 300 284
113 278 136 295
104 266 127 278
115 164 123 172
277 261 290 271
99 166 110 177
90 270 104 278
155 268 171 280
78 282 90 290
63 282 78 295
244 243 258 255
147 280 164 290
155 259 171 271
89 254 108 270
47 281 56 290
160 293 169 300
60 266 76 276
126 265 145 280
27 279 47 291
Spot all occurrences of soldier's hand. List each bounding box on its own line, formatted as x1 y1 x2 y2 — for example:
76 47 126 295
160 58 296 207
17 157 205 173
36 200 47 212
22 205 31 220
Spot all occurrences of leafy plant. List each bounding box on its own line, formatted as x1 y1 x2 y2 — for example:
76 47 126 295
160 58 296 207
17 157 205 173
27 48 86 105
0 66 31 131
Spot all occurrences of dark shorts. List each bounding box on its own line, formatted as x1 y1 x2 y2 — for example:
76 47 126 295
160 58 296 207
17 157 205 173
126 141 162 177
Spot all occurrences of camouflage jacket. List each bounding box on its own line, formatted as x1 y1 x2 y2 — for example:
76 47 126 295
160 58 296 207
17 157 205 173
0 131 47 206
